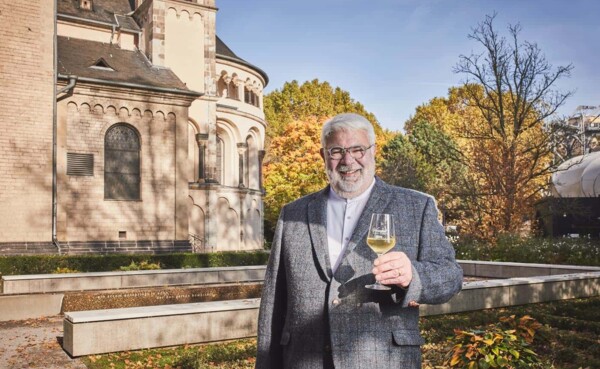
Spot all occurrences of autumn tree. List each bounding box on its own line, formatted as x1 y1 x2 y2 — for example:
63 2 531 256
379 134 428 193
380 120 466 227
451 13 573 239
263 80 392 239
394 14 573 241
403 85 566 241
263 117 327 232
264 79 392 153
265 79 380 136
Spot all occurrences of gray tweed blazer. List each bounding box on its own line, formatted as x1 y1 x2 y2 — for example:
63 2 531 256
256 178 463 369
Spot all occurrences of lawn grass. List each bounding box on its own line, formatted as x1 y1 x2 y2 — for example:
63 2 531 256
82 296 600 369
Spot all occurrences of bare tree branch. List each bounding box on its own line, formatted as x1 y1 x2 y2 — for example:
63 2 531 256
450 13 574 239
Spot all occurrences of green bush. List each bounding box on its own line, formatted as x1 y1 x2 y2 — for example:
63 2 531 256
454 235 600 266
445 315 542 369
53 267 81 274
119 260 161 271
0 251 270 276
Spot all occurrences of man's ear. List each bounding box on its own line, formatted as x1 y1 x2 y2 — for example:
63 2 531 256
319 148 325 161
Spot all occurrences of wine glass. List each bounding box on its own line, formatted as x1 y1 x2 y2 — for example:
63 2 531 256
365 213 396 290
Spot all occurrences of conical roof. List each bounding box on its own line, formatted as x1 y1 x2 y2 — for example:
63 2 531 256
216 36 269 86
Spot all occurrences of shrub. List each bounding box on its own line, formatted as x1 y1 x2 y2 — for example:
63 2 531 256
53 267 81 274
445 315 542 368
176 349 201 369
453 235 600 266
119 260 161 271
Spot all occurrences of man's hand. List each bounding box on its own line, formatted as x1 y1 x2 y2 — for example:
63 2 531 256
372 251 413 288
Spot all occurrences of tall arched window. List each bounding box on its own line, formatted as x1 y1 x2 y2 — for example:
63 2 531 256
228 81 239 100
253 91 260 107
216 136 224 184
217 76 228 98
246 135 258 189
244 87 251 104
104 124 141 200
229 74 240 100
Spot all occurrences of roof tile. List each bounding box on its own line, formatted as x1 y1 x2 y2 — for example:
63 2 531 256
57 36 191 92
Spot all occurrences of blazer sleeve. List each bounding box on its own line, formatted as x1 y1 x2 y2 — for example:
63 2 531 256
255 208 287 369
403 196 463 305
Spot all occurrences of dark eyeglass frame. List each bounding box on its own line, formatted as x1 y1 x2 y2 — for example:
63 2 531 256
325 144 374 160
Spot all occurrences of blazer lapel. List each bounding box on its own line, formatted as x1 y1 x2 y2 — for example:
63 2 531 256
308 187 332 281
340 179 391 261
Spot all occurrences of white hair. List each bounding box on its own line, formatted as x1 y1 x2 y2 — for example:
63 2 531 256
321 113 376 147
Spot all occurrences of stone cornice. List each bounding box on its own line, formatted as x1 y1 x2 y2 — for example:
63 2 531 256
58 79 199 107
216 105 267 128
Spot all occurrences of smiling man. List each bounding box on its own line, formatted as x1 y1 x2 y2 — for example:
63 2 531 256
256 113 463 369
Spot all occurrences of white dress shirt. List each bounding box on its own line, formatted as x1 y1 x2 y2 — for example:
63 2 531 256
326 180 375 273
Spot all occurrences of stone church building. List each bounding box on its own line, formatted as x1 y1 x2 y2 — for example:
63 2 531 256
0 0 268 254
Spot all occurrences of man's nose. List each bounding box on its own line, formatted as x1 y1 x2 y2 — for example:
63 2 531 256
339 150 356 163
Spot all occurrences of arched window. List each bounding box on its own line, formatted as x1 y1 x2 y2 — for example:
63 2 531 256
228 81 239 100
246 135 259 189
216 135 224 184
244 87 251 104
217 73 240 100
217 76 228 98
104 124 141 200
227 74 239 100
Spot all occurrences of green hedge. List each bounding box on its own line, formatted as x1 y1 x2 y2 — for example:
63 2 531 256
4 236 598 275
453 235 600 266
0 251 270 276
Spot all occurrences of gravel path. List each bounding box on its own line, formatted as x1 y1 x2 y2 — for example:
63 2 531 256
0 316 87 369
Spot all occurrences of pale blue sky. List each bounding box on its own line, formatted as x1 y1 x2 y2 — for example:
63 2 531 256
216 0 600 132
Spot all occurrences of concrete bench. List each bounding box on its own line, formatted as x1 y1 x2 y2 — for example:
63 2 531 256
62 271 600 356
63 298 261 356
1 265 266 294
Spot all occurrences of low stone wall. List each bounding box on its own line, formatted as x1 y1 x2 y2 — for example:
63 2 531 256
0 293 64 321
3 261 597 296
1 266 266 294
2 262 599 322
458 260 599 278
62 271 600 356
422 271 600 315
0 266 266 321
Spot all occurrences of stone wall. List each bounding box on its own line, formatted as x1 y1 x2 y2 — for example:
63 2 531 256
0 0 266 254
56 84 192 244
0 0 55 242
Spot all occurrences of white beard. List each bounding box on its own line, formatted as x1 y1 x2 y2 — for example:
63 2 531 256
327 163 375 198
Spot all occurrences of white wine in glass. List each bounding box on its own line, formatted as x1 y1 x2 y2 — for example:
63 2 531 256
365 213 396 290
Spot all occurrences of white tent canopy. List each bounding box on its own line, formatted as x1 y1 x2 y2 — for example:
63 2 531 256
552 151 600 197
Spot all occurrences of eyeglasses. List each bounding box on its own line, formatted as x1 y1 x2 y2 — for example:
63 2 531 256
325 144 374 160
